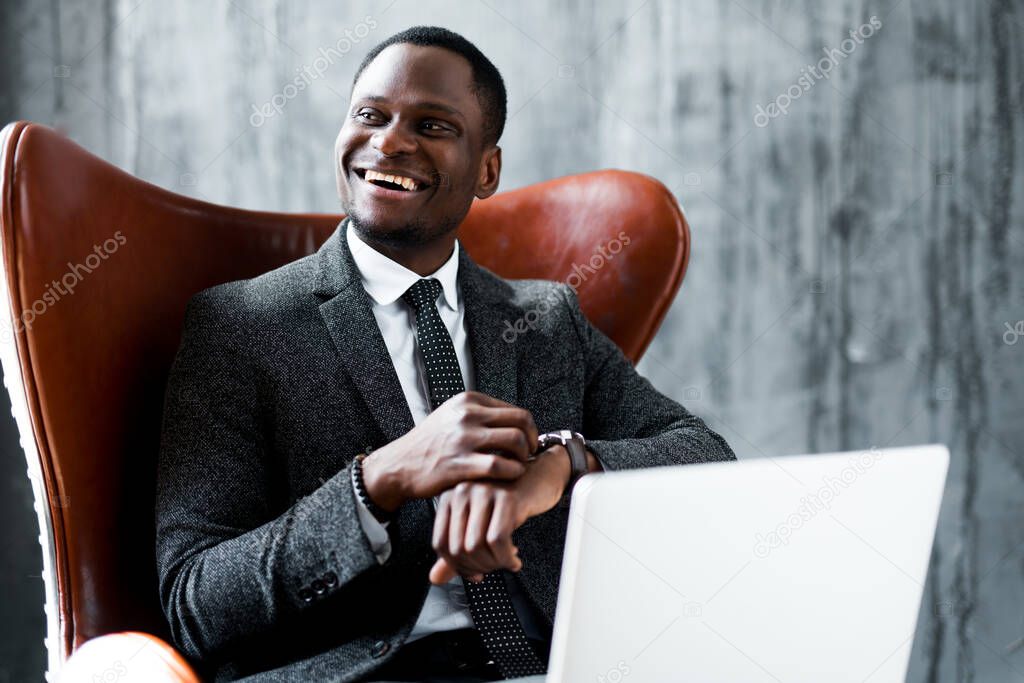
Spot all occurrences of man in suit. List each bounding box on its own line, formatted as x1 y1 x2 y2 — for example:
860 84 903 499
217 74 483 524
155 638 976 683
156 25 735 683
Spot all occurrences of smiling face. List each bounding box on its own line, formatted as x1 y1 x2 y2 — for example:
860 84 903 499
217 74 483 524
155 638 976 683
335 43 501 250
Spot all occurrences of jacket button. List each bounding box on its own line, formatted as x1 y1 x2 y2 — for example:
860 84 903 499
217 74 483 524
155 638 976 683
323 571 338 588
312 579 326 596
371 640 390 658
298 588 313 603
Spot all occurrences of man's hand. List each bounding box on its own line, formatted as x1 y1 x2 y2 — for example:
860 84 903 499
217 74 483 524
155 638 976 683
428 445 573 585
361 391 539 512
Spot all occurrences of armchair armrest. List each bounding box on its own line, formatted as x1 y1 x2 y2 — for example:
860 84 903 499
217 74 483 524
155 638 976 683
58 631 200 683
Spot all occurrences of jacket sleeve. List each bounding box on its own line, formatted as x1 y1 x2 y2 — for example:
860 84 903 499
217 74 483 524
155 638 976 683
155 290 380 664
560 284 736 469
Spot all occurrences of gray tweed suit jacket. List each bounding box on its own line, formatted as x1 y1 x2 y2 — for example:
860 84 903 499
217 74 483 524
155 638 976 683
155 218 735 682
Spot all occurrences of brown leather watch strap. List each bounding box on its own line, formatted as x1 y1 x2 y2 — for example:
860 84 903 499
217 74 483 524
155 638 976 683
554 430 588 508
564 435 588 491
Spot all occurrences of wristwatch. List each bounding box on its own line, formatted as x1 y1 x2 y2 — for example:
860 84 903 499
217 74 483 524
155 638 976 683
536 429 588 506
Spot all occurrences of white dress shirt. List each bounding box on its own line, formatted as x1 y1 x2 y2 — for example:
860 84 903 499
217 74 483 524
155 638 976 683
345 221 480 642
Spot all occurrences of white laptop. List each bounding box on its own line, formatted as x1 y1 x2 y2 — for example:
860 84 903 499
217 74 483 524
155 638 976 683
531 444 949 683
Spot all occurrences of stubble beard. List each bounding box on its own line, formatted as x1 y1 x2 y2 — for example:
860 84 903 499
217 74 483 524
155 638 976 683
347 209 461 251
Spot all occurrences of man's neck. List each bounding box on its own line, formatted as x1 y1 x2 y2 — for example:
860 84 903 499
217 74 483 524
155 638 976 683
357 232 457 277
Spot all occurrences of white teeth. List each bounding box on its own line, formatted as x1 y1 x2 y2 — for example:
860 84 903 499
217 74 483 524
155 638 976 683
364 169 418 191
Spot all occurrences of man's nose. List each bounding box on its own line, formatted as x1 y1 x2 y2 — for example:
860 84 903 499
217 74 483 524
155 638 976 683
371 123 417 156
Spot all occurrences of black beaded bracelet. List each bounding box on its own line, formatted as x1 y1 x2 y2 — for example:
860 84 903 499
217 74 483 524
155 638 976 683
351 452 393 523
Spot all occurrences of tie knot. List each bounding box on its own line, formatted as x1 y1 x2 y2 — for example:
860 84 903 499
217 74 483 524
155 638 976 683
401 278 443 312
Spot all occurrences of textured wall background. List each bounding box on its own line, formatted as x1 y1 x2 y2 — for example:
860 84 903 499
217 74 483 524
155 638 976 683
1 1 1021 681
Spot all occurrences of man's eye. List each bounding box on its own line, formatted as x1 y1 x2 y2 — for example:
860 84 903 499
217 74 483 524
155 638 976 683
356 111 383 123
422 121 452 133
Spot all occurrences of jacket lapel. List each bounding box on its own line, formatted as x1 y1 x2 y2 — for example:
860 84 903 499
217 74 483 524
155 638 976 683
458 245 521 407
313 218 415 445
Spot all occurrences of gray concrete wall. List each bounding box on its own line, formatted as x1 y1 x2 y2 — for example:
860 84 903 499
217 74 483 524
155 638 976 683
1 1 1021 681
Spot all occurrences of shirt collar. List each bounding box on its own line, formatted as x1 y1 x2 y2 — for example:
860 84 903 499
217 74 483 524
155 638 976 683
346 219 460 311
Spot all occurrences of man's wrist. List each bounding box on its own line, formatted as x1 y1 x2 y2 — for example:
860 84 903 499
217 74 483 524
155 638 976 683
531 445 573 504
361 449 405 513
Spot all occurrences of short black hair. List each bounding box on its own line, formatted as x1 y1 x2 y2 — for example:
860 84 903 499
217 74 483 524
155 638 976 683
351 26 508 147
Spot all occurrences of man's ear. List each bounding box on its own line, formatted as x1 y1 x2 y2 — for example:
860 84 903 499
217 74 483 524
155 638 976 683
475 146 502 199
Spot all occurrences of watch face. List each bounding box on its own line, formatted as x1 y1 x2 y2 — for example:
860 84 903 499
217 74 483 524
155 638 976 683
538 433 565 449
539 430 586 448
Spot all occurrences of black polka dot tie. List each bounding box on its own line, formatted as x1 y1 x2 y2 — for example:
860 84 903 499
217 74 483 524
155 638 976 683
457 572 547 678
401 278 467 408
401 278 547 679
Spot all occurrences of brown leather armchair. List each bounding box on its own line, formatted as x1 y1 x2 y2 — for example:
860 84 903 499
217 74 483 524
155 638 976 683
0 121 690 682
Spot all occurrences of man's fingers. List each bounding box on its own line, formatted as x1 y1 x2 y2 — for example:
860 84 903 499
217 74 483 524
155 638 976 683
458 390 508 407
432 497 467 582
488 496 522 571
434 500 487 578
448 494 470 558
453 393 538 447
449 494 497 576
478 427 533 462
432 496 452 555
464 489 498 567
430 557 458 585
453 454 526 481
476 406 539 447
442 553 491 578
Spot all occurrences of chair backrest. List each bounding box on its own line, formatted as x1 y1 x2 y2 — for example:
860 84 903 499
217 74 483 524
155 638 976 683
0 121 690 670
